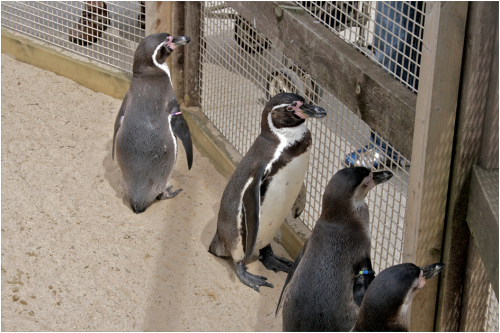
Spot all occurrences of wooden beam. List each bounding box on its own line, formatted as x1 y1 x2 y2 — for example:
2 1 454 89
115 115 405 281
184 1 202 108
403 2 468 331
434 2 498 330
230 1 417 158
478 6 499 171
169 2 186 106
458 241 490 331
467 166 499 296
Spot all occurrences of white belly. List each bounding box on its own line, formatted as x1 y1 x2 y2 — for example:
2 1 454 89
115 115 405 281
255 150 310 249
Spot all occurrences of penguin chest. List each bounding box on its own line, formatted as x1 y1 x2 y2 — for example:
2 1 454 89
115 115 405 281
255 150 311 249
117 113 176 186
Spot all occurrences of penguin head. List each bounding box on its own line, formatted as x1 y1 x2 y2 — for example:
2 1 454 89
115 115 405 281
133 32 191 75
354 263 445 331
321 167 393 217
262 93 326 132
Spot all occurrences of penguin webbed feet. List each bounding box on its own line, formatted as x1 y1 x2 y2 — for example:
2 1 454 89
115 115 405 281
259 244 293 273
235 261 274 292
157 185 182 200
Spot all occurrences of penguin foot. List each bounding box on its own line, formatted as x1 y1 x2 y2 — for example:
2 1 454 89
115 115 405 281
259 244 293 273
260 255 293 273
157 185 182 200
235 261 274 292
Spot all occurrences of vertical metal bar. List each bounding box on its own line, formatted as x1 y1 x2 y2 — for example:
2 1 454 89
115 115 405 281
403 2 468 331
184 1 201 108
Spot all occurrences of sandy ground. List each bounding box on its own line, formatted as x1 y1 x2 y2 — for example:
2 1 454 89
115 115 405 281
1 54 291 331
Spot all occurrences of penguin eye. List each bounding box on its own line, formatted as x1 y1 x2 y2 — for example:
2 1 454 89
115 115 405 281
286 106 293 111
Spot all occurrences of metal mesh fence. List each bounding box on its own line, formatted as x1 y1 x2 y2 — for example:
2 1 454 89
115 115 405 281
199 1 410 272
296 1 425 93
1 1 145 73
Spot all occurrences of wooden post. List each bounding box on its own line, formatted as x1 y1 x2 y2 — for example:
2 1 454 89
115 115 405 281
458 241 490 331
434 2 498 331
478 11 499 171
145 2 172 39
169 2 186 106
403 2 468 331
183 1 201 108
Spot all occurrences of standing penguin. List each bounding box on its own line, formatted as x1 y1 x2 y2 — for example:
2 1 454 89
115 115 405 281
112 33 193 214
277 167 393 331
209 93 326 291
352 262 445 332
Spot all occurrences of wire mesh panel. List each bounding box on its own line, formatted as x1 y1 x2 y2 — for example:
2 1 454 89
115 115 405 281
199 1 410 272
296 1 425 93
1 1 145 73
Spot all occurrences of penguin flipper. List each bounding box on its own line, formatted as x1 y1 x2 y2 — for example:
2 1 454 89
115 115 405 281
112 92 128 161
353 258 375 308
243 163 267 261
292 182 307 218
170 105 193 170
275 238 309 317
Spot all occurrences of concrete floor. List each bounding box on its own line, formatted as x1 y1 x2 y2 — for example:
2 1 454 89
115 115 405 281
1 54 291 331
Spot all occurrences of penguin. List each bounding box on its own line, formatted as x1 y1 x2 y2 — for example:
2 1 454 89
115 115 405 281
112 33 193 214
208 93 326 291
352 262 445 332
276 167 393 331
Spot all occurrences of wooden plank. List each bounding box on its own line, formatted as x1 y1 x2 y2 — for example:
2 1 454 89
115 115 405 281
458 241 490 331
478 4 499 171
403 2 468 331
230 1 417 158
434 2 498 330
170 2 186 105
184 1 202 108
467 166 499 296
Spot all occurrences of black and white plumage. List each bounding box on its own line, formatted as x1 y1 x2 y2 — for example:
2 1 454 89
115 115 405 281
112 33 192 214
277 167 393 331
352 262 445 332
209 93 326 291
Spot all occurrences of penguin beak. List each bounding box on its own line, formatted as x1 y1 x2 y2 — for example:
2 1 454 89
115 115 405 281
298 103 327 119
372 171 393 185
166 35 191 51
421 263 445 280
